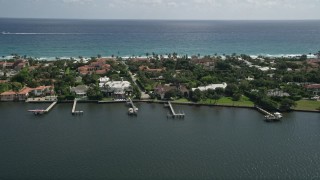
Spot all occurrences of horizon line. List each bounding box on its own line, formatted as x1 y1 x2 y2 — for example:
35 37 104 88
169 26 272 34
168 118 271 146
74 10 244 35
1 17 320 21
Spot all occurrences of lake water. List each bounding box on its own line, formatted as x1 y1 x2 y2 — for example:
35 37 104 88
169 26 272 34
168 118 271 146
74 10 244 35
0 102 320 179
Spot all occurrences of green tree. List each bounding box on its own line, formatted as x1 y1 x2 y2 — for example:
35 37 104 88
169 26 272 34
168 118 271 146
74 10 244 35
87 86 103 100
279 98 296 111
225 84 238 97
0 83 11 93
191 89 202 102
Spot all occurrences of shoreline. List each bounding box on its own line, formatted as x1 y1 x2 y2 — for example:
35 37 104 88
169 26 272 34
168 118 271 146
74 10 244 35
0 53 318 61
3 99 318 113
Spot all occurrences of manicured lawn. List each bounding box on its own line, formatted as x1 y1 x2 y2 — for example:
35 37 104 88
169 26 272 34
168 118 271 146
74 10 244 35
200 96 254 107
101 97 113 101
294 100 320 111
174 96 254 107
174 98 190 103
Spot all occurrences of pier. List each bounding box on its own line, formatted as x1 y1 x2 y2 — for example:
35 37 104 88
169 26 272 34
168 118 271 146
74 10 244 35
255 106 273 116
127 98 138 115
255 106 282 121
72 99 84 115
28 101 57 115
45 101 57 112
165 101 185 118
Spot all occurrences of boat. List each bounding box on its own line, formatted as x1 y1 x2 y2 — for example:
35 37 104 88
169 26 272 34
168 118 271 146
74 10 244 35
265 112 283 121
28 109 46 115
128 108 134 115
128 107 138 115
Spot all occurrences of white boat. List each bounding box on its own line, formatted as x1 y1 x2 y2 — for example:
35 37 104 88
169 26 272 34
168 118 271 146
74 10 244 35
128 108 134 115
265 112 282 121
28 109 46 115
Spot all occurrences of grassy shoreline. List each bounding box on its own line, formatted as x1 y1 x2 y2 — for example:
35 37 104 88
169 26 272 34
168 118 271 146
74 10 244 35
294 100 320 111
4 98 318 113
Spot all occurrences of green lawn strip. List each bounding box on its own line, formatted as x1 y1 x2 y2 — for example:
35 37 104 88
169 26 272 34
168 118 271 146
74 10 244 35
174 96 254 107
101 97 113 101
200 97 254 107
173 98 190 103
294 100 320 111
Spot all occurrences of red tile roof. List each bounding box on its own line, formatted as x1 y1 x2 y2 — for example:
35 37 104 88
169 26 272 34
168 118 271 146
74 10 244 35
305 84 320 89
0 91 16 96
18 87 33 95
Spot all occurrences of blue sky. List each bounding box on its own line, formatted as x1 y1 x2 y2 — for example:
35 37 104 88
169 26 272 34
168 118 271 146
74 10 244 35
0 0 319 20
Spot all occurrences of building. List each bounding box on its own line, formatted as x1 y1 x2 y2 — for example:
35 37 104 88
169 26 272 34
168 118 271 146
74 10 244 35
192 83 227 91
129 57 150 63
101 80 132 99
0 91 17 101
78 58 111 75
191 58 215 70
267 89 290 97
0 59 29 70
99 76 110 88
154 84 189 100
139 65 165 73
305 84 320 95
17 87 33 101
70 85 89 97
31 86 54 97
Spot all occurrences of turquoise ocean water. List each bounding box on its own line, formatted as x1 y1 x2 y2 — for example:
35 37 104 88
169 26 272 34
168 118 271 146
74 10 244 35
0 18 320 59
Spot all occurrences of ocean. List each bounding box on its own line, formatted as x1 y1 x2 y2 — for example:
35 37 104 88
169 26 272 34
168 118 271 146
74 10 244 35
0 18 320 59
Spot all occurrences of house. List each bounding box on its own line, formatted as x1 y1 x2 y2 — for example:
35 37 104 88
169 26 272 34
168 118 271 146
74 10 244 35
267 89 290 97
129 57 150 63
0 59 29 70
78 58 111 75
191 58 215 70
101 80 132 99
70 85 89 97
0 91 17 101
154 84 189 100
17 87 33 101
14 59 29 71
305 84 320 95
31 86 54 97
192 83 227 91
99 76 110 88
139 66 164 73
0 80 8 84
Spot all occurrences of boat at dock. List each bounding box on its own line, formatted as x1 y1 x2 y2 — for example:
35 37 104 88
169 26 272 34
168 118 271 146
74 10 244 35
128 107 138 115
265 112 283 122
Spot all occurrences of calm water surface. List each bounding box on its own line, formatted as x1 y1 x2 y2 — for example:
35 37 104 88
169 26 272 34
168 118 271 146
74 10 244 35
1 19 320 57
0 102 320 179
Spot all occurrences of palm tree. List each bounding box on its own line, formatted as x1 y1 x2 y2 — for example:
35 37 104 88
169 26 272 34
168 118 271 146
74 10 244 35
316 50 320 59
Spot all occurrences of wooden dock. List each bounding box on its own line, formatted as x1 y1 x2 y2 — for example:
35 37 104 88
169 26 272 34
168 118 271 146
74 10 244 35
165 101 185 118
127 98 138 115
72 99 83 115
28 101 57 115
45 101 57 112
255 106 283 121
255 106 273 116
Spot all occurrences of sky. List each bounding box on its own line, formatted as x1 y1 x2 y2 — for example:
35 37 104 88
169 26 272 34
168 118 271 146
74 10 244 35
0 0 319 20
